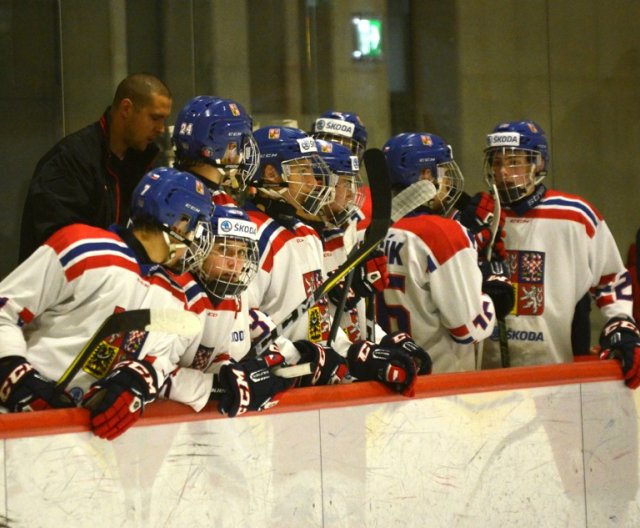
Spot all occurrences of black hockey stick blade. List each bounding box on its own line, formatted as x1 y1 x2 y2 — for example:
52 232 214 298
247 148 392 359
56 308 200 391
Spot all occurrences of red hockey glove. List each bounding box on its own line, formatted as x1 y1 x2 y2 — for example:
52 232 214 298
347 341 418 397
293 340 349 386
480 260 515 319
0 356 75 412
458 192 507 261
82 359 158 440
598 316 640 389
218 352 295 417
380 331 432 375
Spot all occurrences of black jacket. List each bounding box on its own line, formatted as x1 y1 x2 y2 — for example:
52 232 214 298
19 109 159 262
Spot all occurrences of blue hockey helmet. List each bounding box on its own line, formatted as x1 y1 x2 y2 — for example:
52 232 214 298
315 139 364 227
131 166 214 269
252 126 336 216
172 96 259 189
383 132 464 215
483 120 548 204
311 110 368 160
193 205 259 299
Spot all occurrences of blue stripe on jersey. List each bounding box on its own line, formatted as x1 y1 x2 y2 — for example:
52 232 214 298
59 240 134 268
257 220 283 257
541 196 598 227
426 255 437 272
451 334 474 345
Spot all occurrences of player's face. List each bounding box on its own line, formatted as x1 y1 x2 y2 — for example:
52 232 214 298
203 238 249 282
125 93 172 151
490 149 533 187
326 174 357 215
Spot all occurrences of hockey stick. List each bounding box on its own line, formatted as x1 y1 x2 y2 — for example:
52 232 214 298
486 183 510 368
327 179 438 343
246 148 393 361
56 308 201 391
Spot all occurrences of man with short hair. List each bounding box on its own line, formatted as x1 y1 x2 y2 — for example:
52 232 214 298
19 72 172 261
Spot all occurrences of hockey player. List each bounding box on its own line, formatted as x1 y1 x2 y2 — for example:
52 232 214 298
246 127 424 395
0 167 214 439
159 204 295 417
171 95 259 205
474 120 639 386
377 132 514 373
314 138 384 343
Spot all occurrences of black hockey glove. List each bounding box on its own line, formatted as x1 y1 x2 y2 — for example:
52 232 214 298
380 331 432 375
0 356 75 412
328 250 389 310
293 340 349 386
480 260 515 319
82 359 158 440
218 352 295 417
598 316 640 389
347 341 418 397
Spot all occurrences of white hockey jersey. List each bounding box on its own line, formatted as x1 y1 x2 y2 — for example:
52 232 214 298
244 208 331 362
159 273 253 411
0 224 200 402
481 188 633 368
378 211 496 373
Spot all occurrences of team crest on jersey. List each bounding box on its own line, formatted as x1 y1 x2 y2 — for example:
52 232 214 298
83 332 126 379
303 270 329 342
509 250 545 315
191 344 215 370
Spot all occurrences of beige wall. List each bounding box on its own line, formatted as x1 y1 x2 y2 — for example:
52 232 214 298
3 0 638 277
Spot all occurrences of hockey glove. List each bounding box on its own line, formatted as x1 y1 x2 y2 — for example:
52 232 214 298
293 340 349 386
0 356 75 412
598 316 640 389
480 260 515 319
328 250 389 311
347 341 418 397
218 352 295 417
380 332 432 375
458 192 507 261
82 359 158 440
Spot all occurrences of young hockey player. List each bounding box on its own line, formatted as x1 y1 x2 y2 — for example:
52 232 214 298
0 167 213 439
473 120 638 387
171 95 259 205
378 132 513 372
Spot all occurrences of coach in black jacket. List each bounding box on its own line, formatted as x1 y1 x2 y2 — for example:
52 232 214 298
19 73 172 262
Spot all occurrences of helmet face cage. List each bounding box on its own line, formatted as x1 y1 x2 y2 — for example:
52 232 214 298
192 209 260 299
280 154 337 216
433 160 464 215
312 111 368 161
483 146 541 204
483 121 548 204
172 96 259 189
315 139 364 226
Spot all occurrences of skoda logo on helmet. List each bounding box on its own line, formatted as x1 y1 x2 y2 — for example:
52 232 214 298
220 220 233 234
315 119 327 131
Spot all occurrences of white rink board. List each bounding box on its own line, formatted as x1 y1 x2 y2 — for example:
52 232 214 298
1 381 639 528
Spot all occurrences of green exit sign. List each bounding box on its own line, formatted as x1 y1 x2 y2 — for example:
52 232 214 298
352 16 383 61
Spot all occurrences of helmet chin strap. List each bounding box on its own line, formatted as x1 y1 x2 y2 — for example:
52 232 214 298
161 230 189 266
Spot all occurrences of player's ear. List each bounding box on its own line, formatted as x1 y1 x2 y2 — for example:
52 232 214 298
119 98 135 119
263 164 282 184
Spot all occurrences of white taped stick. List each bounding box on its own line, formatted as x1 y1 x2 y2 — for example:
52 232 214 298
391 179 438 222
146 309 202 337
